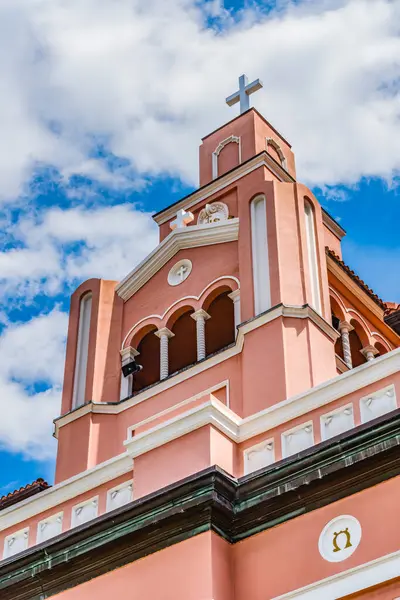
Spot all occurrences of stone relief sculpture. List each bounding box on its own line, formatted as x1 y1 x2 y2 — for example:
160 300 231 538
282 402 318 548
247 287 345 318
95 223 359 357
197 202 229 225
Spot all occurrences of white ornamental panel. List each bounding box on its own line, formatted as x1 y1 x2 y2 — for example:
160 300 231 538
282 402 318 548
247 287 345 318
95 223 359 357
106 483 133 512
321 405 354 441
3 528 29 559
360 385 397 423
197 202 229 225
71 497 98 528
282 423 314 458
244 440 275 475
167 259 192 286
37 513 63 544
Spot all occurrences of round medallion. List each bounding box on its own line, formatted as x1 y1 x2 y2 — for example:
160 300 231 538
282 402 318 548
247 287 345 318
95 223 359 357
318 515 362 563
167 259 192 286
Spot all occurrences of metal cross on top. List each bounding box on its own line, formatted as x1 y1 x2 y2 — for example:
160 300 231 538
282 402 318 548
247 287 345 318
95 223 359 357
225 74 263 115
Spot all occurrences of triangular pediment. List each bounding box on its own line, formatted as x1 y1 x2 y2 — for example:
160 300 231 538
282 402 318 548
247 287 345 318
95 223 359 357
115 219 239 301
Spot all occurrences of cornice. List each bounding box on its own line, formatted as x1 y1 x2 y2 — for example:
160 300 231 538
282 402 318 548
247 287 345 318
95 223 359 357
321 209 346 240
152 151 295 226
115 219 239 301
2 412 400 600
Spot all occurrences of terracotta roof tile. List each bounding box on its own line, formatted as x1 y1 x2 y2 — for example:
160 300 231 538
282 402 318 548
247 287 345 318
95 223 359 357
0 478 50 511
384 302 400 316
326 248 387 310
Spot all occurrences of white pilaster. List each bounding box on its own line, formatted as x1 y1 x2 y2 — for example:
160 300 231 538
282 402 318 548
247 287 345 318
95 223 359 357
339 321 353 370
228 289 241 335
155 328 175 380
191 309 211 361
361 344 379 362
120 346 139 400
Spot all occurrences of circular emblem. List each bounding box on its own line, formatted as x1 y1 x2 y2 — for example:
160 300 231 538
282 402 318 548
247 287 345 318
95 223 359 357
318 515 362 562
167 259 192 286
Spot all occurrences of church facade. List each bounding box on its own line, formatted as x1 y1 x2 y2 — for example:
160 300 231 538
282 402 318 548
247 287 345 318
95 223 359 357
1 79 400 599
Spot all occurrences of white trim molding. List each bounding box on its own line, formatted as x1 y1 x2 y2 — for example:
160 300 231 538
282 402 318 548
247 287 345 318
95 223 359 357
124 397 240 458
212 135 241 179
0 454 132 533
266 137 287 170
116 219 239 302
272 549 400 599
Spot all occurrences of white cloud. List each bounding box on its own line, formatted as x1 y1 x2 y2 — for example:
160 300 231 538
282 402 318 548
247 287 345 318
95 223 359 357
0 204 158 300
0 310 68 459
0 0 398 199
0 310 67 384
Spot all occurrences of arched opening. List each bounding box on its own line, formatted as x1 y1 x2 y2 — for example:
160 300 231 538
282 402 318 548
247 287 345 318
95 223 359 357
349 320 369 368
375 342 389 358
205 290 235 356
168 308 197 375
330 296 345 360
133 326 160 393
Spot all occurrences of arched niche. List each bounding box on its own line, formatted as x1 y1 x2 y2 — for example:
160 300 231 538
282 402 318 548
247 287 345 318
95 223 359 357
72 291 92 409
330 295 346 360
203 288 235 356
349 319 369 368
304 199 322 314
133 325 160 393
212 136 241 179
266 137 287 170
375 341 389 358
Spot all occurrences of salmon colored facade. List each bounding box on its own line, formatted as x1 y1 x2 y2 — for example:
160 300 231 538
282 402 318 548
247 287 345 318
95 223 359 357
1 103 400 600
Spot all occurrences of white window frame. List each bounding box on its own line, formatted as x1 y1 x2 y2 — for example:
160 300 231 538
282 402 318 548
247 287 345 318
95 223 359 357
304 201 322 314
72 292 92 409
251 195 271 315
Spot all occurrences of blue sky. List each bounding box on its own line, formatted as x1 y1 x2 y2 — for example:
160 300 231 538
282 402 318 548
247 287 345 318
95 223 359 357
0 0 399 493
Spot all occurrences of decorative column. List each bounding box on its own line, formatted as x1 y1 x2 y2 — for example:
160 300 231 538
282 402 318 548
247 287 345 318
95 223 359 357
155 328 175 380
191 309 211 361
228 289 241 336
120 346 139 400
339 321 353 370
361 345 379 362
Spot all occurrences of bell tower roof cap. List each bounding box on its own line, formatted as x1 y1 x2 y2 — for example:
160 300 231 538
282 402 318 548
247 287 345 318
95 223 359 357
201 107 292 149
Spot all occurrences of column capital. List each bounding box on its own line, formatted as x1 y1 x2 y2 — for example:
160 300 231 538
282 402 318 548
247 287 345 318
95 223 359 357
191 309 211 322
120 346 139 364
155 327 175 340
228 289 240 302
339 321 354 333
360 345 379 360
